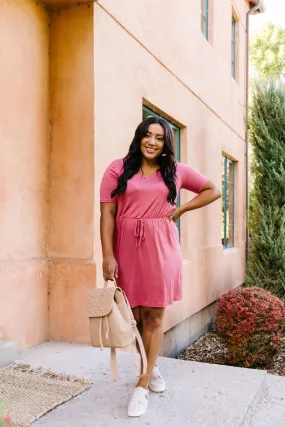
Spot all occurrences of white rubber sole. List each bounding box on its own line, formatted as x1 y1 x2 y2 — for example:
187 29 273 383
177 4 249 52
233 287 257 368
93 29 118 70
149 383 166 393
128 409 147 418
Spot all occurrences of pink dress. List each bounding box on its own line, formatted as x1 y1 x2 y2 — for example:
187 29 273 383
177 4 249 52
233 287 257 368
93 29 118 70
100 159 209 308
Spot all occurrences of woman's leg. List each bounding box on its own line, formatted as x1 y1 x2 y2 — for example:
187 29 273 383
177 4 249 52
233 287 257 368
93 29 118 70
132 306 142 335
136 307 165 390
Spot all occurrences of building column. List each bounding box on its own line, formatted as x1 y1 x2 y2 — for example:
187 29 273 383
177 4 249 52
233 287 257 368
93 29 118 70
48 3 96 343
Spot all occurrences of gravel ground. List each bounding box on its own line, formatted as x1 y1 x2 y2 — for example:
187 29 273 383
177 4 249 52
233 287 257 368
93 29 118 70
178 331 285 376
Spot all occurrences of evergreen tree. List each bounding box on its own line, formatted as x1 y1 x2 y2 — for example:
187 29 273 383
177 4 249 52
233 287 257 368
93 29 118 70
247 82 285 301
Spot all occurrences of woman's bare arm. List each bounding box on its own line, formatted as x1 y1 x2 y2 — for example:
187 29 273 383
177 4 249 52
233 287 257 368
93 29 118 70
100 202 118 280
180 180 221 213
169 180 221 222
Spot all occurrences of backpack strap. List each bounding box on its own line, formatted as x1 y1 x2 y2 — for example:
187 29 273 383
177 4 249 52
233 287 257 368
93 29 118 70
122 291 148 378
110 347 118 382
110 331 147 382
134 326 147 378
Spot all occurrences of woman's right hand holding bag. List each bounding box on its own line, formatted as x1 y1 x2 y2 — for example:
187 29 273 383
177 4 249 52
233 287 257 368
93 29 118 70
103 255 118 281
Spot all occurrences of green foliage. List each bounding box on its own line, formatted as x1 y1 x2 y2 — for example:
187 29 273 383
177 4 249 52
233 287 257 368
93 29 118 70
250 23 285 81
247 82 285 300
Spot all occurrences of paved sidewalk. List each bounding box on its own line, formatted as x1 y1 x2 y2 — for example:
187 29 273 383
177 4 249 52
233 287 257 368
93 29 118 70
244 375 285 427
19 341 267 427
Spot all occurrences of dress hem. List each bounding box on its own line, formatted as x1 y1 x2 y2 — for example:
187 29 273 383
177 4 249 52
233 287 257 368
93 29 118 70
130 297 182 309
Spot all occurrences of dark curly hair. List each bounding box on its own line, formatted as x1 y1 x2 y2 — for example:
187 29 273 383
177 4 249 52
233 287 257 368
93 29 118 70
111 116 177 205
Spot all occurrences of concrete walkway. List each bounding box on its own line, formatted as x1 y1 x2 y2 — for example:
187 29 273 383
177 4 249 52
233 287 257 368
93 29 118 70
19 341 269 427
243 375 285 427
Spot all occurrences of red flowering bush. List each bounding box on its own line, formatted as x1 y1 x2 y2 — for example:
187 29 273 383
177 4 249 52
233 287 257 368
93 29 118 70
215 287 285 368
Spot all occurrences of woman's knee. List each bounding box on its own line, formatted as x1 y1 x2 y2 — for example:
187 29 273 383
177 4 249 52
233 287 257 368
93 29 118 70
141 307 165 332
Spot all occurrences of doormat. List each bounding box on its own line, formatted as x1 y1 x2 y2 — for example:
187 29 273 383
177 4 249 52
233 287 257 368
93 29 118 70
0 361 92 426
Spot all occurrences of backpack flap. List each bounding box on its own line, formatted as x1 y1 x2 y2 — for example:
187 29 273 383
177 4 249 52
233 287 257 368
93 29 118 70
86 287 115 318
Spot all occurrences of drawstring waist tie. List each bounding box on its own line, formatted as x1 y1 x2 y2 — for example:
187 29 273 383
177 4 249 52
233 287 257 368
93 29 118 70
117 216 171 247
134 219 145 247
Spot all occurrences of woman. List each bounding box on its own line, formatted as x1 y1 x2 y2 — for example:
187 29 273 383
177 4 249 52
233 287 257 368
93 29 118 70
100 116 221 417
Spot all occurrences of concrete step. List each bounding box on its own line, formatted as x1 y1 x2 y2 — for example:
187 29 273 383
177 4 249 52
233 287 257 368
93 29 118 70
0 340 18 367
19 341 267 427
243 374 285 427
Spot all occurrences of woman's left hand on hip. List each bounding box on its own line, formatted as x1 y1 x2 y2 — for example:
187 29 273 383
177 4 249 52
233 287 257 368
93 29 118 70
168 207 183 223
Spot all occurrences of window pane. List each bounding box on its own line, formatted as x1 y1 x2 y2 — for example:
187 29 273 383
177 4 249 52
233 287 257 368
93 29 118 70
201 0 209 39
227 202 234 246
227 161 234 246
224 203 229 244
222 157 225 244
227 183 233 205
222 156 235 248
222 204 226 246
227 160 234 183
201 14 206 35
142 109 150 121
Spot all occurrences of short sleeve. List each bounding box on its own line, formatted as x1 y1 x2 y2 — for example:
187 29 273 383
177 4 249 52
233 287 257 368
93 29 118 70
100 159 123 203
177 162 210 194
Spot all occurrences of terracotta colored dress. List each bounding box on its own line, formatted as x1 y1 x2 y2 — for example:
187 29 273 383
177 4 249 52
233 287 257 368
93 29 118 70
100 159 209 308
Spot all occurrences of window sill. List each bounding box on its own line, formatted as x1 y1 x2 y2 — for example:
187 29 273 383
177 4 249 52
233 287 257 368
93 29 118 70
223 246 237 254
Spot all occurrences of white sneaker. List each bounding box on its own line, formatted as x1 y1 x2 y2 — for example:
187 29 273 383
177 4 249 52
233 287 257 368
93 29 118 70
128 387 149 417
149 364 166 393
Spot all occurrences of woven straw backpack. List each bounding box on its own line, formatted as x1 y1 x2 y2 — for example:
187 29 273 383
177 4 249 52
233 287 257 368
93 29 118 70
86 279 147 381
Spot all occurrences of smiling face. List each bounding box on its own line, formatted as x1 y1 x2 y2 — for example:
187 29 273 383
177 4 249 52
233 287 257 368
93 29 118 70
140 123 165 162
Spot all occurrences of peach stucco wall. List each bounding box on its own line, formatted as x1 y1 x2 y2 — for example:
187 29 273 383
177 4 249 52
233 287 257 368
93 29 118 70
1 0 250 348
0 0 49 349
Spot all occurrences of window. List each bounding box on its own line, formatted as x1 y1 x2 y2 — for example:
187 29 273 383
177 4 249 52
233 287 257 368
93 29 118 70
231 17 237 78
142 106 181 232
201 0 209 40
222 156 235 249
